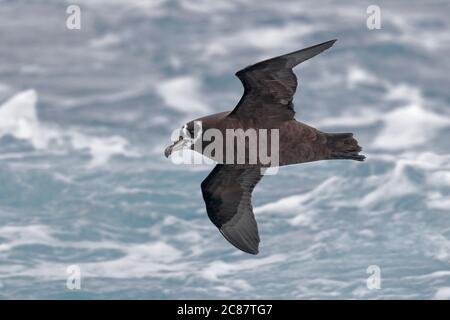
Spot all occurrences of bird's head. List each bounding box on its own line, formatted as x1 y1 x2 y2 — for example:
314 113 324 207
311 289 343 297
164 121 201 158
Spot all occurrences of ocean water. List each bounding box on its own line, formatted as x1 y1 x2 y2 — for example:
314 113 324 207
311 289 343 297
0 0 449 299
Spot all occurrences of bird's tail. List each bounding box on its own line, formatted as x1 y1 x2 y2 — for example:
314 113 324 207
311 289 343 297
325 133 365 161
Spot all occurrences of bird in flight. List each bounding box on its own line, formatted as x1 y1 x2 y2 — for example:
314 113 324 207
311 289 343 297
165 39 365 254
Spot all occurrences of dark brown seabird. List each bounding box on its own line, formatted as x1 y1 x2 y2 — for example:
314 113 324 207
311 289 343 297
164 39 365 254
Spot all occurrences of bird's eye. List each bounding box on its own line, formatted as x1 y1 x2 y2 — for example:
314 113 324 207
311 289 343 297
180 125 187 138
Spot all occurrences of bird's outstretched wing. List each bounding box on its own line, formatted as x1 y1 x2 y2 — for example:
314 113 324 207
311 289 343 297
201 165 263 254
229 39 337 122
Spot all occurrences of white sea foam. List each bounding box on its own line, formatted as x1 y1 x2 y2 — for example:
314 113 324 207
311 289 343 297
60 82 151 108
360 162 417 207
156 76 210 114
424 234 450 263
202 22 316 60
346 66 380 89
426 171 450 187
254 177 341 226
402 271 450 281
380 12 450 51
254 150 450 216
0 225 54 252
373 85 450 150
0 224 187 279
0 90 137 166
433 287 450 300
201 254 286 281
69 131 133 167
15 243 188 280
0 90 59 149
316 108 382 127
427 192 450 210
73 0 167 10
89 33 121 49
321 68 450 151
78 242 185 278
255 177 341 214
180 0 236 13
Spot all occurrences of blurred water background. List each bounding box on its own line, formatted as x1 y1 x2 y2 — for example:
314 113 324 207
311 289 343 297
0 0 449 299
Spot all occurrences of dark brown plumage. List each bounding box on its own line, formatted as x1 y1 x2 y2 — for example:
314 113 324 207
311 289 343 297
165 39 365 254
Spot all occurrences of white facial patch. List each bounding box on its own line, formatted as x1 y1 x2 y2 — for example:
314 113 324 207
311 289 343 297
181 122 203 147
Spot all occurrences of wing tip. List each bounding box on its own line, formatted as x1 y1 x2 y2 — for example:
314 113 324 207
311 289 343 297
235 38 338 77
219 228 260 255
312 38 338 51
327 38 338 48
247 248 259 255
